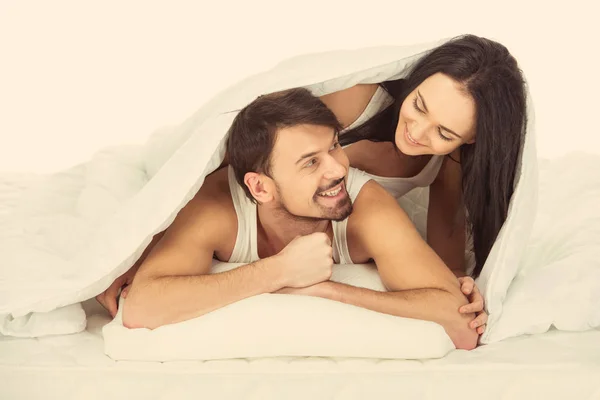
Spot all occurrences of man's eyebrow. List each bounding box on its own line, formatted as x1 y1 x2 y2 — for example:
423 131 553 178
417 90 463 139
295 151 319 165
295 131 339 165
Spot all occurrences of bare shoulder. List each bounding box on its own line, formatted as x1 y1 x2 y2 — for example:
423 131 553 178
346 179 424 262
351 180 400 221
169 167 237 247
320 83 379 102
132 167 239 282
345 180 396 261
434 150 462 186
319 84 379 128
347 179 408 236
198 166 235 204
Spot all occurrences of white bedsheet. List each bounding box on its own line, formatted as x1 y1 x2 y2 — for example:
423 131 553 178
1 299 599 400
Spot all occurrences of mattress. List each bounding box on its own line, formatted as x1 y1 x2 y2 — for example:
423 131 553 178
1 299 599 400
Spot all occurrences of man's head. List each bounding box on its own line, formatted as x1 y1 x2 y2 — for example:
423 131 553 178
227 88 352 222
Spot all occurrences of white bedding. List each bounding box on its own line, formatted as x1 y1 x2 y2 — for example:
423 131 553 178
0 37 539 344
1 37 599 354
1 299 599 400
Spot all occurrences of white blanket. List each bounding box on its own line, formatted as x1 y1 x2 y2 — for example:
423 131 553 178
0 37 549 343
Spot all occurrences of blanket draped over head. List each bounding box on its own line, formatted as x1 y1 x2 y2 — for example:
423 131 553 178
0 37 546 345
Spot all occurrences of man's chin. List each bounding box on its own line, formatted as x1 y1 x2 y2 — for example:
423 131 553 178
325 203 353 222
330 212 351 222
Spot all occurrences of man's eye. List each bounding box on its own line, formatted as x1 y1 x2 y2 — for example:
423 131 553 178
329 142 340 151
306 158 317 168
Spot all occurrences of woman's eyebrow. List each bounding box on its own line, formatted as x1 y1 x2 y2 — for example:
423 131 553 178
418 90 464 139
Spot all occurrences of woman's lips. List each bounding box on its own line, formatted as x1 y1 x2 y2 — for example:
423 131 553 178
405 124 422 146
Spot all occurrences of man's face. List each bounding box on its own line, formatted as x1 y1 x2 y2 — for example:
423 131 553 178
268 124 352 222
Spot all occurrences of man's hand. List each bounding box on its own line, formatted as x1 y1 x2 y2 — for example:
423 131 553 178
458 276 488 335
96 265 138 317
274 232 333 288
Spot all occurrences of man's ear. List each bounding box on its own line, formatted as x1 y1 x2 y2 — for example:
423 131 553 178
244 172 275 203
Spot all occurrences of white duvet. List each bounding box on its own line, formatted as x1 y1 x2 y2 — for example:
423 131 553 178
0 37 598 345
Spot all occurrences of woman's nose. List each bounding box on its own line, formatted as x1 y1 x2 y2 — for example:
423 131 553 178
410 120 433 143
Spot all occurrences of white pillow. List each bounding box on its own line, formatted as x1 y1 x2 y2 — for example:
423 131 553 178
103 263 455 361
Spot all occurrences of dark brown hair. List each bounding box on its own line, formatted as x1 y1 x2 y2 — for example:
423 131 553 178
340 34 527 278
226 88 343 201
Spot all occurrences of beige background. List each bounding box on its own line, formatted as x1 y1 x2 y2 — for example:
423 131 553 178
1 0 598 173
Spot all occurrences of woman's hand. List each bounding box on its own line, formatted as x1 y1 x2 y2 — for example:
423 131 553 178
458 276 488 335
95 266 138 317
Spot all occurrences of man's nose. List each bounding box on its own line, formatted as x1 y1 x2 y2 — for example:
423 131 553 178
322 155 347 180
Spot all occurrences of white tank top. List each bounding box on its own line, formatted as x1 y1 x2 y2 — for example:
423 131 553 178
341 85 444 199
227 166 371 264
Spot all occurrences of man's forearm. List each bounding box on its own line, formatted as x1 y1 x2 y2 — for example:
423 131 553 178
316 281 478 350
123 258 284 329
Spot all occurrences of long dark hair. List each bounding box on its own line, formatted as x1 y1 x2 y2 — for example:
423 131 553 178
340 34 527 278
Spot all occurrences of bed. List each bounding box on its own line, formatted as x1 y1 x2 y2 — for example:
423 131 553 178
1 299 599 399
1 38 599 399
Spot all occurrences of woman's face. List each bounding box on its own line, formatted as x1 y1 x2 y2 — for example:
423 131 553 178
395 73 477 156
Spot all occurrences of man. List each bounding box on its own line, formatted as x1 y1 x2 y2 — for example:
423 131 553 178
110 88 481 350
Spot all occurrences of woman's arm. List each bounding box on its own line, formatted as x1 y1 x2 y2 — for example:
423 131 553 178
319 84 379 128
427 152 467 277
428 155 489 333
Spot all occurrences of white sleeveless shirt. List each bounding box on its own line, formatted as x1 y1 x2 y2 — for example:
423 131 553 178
341 85 444 199
227 166 372 265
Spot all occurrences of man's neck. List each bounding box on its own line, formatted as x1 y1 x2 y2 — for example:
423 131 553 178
256 205 330 257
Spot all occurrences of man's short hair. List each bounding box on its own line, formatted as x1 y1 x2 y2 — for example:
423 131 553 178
226 87 343 201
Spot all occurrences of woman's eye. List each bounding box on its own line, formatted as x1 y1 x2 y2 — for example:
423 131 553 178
438 130 452 142
412 97 424 114
329 142 340 151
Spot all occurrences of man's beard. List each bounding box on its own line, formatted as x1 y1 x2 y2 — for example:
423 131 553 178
273 179 353 223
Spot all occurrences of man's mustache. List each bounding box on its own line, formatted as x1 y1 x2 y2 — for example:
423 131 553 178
315 178 344 195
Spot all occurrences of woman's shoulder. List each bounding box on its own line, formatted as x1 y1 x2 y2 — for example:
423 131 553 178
434 150 462 185
320 83 379 103
319 84 379 128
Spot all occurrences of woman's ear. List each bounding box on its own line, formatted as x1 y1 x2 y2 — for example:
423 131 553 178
464 132 476 145
244 172 274 203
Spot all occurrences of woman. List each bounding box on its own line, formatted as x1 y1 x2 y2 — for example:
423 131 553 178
319 34 526 332
322 34 525 278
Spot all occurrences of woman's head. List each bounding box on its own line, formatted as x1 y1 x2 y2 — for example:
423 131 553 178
341 34 527 277
395 35 525 159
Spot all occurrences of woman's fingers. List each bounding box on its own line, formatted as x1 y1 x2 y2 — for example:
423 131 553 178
460 300 484 314
458 276 475 295
470 311 489 329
